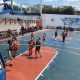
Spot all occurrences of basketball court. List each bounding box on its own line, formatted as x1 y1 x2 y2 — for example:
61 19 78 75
0 29 80 80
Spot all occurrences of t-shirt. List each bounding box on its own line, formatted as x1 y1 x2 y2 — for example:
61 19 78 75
12 41 19 50
55 31 57 36
36 40 41 47
29 41 35 49
43 35 46 40
7 39 13 51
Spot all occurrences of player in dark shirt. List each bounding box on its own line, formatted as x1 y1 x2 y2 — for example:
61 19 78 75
35 37 42 58
55 30 58 40
7 37 14 66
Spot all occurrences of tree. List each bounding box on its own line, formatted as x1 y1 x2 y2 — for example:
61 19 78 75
42 6 54 14
42 5 75 15
62 6 74 14
13 5 21 11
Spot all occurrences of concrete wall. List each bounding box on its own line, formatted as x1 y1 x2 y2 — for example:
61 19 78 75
0 14 40 32
0 19 21 32
42 14 80 28
0 19 37 32
1 14 80 31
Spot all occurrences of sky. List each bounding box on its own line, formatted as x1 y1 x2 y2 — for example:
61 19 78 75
14 0 80 7
0 0 80 7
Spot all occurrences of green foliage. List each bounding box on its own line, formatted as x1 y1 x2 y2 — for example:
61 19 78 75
31 7 40 13
42 6 75 15
12 5 75 15
62 6 74 14
43 6 54 14
13 5 21 11
13 5 27 11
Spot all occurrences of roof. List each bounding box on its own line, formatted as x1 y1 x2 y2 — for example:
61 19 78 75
0 10 41 16
0 3 41 16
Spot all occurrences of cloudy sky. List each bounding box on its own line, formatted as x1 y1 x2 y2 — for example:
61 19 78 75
14 0 80 7
0 0 80 7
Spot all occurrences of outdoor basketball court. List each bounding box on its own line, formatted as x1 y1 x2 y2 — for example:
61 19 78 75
0 29 80 80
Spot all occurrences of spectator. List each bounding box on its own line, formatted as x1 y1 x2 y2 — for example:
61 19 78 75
21 25 25 36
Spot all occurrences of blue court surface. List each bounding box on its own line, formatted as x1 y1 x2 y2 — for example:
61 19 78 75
0 29 80 80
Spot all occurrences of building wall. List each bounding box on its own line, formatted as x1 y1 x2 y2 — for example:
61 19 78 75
0 14 41 32
0 19 21 32
42 14 80 28
1 14 80 31
0 19 37 32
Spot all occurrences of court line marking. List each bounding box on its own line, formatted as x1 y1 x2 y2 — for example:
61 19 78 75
6 46 58 80
0 29 49 41
19 40 29 42
6 47 52 63
6 50 28 63
0 44 29 46
40 50 55 54
35 48 58 80
44 43 80 55
16 51 28 58
56 48 80 56
53 36 72 40
43 42 80 50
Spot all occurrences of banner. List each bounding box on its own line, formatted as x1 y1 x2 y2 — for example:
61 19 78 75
61 17 80 28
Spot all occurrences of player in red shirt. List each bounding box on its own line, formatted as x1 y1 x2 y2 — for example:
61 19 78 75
43 33 46 42
12 36 19 59
28 39 35 59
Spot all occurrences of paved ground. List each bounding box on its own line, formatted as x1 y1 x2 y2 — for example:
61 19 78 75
0 29 80 80
6 47 57 80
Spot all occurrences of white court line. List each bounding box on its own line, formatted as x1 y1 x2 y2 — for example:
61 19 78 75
6 50 28 63
43 42 80 50
44 43 80 55
41 50 55 53
35 49 58 80
19 39 29 42
6 46 54 63
15 51 28 58
56 48 80 56
0 44 29 46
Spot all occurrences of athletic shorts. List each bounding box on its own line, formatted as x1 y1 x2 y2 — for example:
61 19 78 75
35 46 40 52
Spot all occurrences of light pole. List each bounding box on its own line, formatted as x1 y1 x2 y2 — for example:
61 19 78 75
29 4 31 12
40 0 42 14
21 4 22 12
11 0 13 9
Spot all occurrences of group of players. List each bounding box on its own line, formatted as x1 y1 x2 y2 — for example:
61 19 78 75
28 32 46 59
6 28 70 66
7 35 19 66
54 29 68 42
7 32 46 66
